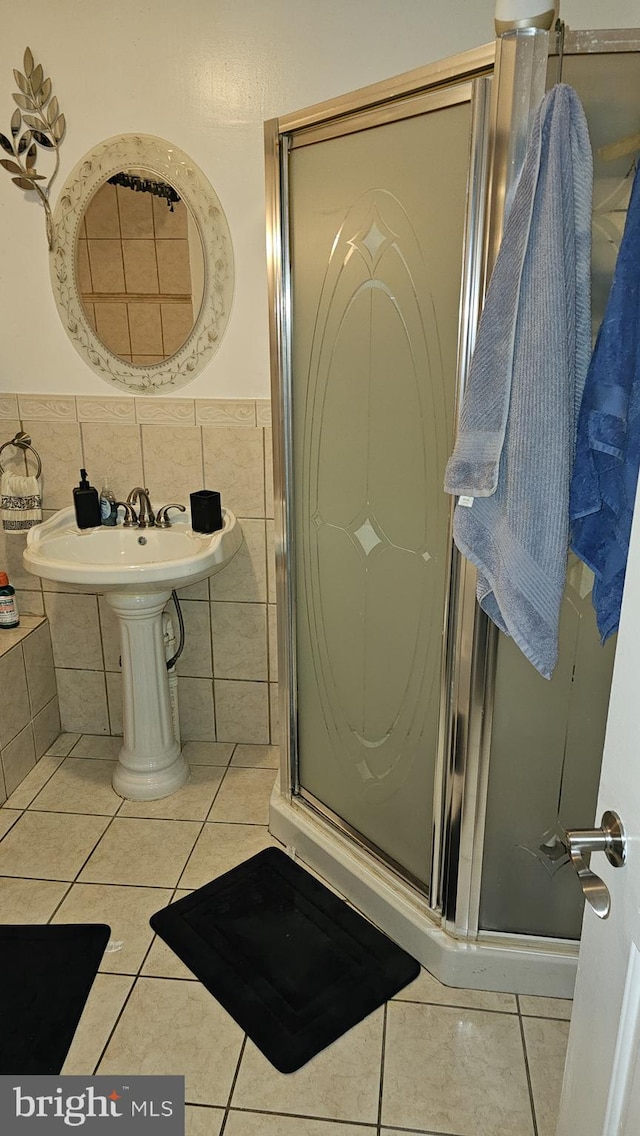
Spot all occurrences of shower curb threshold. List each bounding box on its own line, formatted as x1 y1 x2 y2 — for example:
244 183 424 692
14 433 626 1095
269 781 578 1000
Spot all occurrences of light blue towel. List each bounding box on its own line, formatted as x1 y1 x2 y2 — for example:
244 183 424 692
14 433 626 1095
444 85 593 678
570 159 640 642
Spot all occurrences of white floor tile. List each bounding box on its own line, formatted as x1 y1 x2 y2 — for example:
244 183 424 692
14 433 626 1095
225 1114 375 1136
382 1001 534 1136
0 808 22 840
45 732 81 757
141 890 198 980
522 1015 570 1136
118 766 224 821
0 810 110 880
97 977 244 1106
0 876 69 922
4 755 64 809
69 735 123 760
231 1008 384 1124
179 822 278 889
207 767 276 824
181 741 234 766
79 817 202 887
62 973 135 1075
519 994 572 1020
52 882 173 974
230 744 280 768
185 1105 224 1136
395 967 517 1013
31 758 121 815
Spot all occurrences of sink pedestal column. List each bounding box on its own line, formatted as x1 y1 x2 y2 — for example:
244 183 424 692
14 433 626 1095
106 589 190 800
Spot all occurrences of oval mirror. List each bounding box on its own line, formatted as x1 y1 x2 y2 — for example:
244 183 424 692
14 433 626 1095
50 135 233 393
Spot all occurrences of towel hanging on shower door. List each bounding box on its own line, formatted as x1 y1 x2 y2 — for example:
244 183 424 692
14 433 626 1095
570 158 640 642
444 84 593 679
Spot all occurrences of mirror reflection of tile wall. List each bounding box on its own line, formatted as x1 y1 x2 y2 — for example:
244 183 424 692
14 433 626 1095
76 181 198 363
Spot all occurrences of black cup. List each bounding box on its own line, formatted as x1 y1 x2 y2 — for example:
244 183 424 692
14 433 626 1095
190 490 223 534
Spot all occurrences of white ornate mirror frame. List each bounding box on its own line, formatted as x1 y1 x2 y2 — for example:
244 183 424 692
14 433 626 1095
50 134 234 394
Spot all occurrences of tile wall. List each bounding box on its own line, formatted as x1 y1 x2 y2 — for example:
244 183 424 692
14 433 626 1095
0 617 61 805
0 394 278 748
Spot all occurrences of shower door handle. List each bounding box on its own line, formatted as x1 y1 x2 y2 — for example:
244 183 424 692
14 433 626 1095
563 811 626 920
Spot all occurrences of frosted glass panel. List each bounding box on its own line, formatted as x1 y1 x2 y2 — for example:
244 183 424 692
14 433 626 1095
479 51 640 939
479 556 616 938
289 99 472 887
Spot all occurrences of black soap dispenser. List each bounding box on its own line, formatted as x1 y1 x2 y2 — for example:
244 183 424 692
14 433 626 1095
73 469 101 530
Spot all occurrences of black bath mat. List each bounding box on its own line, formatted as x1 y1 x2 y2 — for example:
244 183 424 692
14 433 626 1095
0 923 111 1074
150 847 419 1073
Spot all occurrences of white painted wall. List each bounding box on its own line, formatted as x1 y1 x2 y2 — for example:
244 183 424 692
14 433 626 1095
0 0 637 399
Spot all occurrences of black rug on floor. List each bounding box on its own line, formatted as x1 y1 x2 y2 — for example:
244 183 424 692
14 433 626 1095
150 847 420 1073
0 923 111 1074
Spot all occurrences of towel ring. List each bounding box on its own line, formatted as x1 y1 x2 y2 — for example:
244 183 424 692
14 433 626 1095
0 432 42 479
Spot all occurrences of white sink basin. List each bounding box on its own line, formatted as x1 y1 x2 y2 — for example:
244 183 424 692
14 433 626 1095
23 504 243 803
24 505 242 592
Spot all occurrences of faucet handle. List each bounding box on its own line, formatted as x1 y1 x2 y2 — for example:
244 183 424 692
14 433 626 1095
156 503 186 528
114 501 137 527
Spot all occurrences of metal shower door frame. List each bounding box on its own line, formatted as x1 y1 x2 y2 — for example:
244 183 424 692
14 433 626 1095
264 40 495 915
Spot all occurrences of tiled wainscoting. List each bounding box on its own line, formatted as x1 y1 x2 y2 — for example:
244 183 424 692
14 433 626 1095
0 617 61 804
0 394 278 746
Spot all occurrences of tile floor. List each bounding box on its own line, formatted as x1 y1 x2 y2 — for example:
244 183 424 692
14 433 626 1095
0 734 572 1136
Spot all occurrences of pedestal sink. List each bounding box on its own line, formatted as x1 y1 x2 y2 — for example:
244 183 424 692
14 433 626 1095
23 507 242 801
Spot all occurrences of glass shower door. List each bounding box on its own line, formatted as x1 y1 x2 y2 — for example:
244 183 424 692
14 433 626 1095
288 86 479 891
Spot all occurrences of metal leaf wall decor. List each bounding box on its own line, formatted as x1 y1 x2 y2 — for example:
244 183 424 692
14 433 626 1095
0 47 66 250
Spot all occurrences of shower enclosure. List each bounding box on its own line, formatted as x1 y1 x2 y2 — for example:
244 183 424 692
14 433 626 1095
265 26 640 995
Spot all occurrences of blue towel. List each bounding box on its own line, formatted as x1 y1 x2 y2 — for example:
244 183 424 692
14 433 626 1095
570 160 640 642
444 85 593 678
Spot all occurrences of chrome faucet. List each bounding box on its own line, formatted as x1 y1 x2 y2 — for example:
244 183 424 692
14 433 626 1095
126 487 155 528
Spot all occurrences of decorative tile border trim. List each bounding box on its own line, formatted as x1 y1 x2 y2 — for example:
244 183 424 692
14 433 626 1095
134 398 196 425
76 397 137 423
0 395 19 419
1 394 272 428
196 399 256 426
256 400 272 426
18 395 77 420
